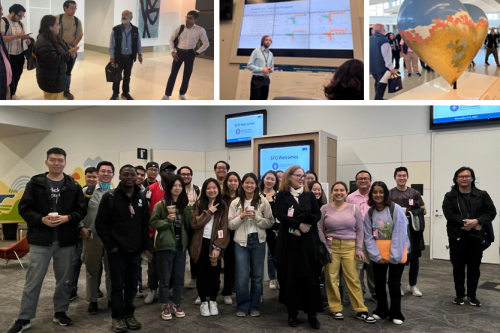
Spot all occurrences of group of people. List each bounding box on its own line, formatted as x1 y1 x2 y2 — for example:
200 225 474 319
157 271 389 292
0 1 209 101
7 146 496 333
247 35 363 101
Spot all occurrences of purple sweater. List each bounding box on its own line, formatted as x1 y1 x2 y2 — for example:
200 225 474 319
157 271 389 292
318 203 364 255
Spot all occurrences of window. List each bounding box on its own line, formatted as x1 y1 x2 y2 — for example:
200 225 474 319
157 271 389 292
370 2 391 17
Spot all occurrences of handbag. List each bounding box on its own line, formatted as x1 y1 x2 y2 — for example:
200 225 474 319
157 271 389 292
388 73 403 93
318 241 331 266
375 240 408 264
105 62 120 83
26 38 36 71
469 228 491 251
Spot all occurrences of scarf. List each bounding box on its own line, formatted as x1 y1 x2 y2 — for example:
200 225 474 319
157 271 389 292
290 186 303 203
99 182 111 190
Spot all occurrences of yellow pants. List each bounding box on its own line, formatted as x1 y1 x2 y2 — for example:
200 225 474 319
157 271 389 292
325 239 368 313
44 92 64 100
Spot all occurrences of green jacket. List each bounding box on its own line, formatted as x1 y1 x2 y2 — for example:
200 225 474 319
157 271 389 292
150 201 193 252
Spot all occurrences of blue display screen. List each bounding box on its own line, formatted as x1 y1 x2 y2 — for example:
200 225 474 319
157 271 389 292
227 114 265 143
433 105 500 124
259 145 311 178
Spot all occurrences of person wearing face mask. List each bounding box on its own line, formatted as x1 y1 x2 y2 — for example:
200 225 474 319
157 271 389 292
364 181 408 325
318 182 376 324
229 173 274 317
150 175 193 321
109 10 143 100
79 161 115 315
274 166 323 330
35 15 79 100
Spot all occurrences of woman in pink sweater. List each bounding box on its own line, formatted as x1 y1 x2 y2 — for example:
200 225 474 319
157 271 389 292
318 181 375 324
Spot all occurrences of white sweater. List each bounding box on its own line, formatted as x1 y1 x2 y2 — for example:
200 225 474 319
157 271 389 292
228 195 274 246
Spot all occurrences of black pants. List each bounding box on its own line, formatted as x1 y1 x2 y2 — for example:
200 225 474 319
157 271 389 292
222 234 235 296
165 50 196 96
250 76 270 100
372 262 405 321
449 234 483 298
392 50 400 70
113 56 134 94
196 238 221 302
108 250 141 319
9 52 25 95
147 242 159 291
408 249 421 286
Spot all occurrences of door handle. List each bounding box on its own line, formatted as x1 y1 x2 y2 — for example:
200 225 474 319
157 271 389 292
435 213 443 217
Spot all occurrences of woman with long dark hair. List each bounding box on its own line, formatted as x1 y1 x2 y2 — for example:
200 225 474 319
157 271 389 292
308 181 327 208
324 59 363 100
35 15 78 100
229 173 274 317
274 166 323 330
386 32 401 74
150 175 192 320
190 178 230 317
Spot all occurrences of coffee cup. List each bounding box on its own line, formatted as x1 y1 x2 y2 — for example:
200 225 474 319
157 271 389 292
167 205 176 215
49 212 59 221
210 255 218 267
247 206 254 212
356 259 364 271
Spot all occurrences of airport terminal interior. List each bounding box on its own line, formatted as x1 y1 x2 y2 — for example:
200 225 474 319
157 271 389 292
1 106 500 332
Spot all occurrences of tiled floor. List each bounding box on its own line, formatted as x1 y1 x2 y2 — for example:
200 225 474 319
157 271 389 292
369 48 500 100
12 50 214 101
1 243 499 332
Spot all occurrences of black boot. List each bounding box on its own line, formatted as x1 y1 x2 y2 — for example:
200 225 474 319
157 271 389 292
374 82 388 100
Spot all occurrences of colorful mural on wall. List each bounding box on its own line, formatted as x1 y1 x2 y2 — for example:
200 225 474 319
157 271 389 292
138 0 161 39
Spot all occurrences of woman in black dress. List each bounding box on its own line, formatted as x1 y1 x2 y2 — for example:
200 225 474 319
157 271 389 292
274 165 323 330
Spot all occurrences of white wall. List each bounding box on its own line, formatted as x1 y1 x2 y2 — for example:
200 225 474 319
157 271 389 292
84 0 114 48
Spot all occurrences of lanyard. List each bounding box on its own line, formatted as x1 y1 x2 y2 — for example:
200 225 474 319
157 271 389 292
261 49 270 67
123 27 131 51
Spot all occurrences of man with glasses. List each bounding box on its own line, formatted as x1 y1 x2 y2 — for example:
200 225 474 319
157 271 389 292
59 1 83 100
346 170 377 304
1 4 30 100
79 161 115 315
163 10 209 100
0 3 13 100
214 161 230 190
144 162 159 187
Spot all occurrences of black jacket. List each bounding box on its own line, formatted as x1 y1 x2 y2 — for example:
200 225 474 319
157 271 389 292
485 34 498 49
0 33 10 100
18 173 87 247
442 187 497 241
95 183 150 253
35 33 71 93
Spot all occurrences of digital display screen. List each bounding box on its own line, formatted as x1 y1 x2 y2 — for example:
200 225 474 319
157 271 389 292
259 144 312 178
226 114 265 144
432 106 500 124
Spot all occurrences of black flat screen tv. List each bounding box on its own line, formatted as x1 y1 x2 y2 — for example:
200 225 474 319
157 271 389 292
258 140 314 179
431 105 500 129
225 110 267 147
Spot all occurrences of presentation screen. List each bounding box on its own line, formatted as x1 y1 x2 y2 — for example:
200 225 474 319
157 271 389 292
431 106 500 129
237 0 354 59
258 140 315 179
226 110 267 147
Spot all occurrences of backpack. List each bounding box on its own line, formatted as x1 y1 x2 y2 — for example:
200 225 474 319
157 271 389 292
2 17 24 37
367 202 395 223
173 25 185 49
59 14 79 40
83 185 96 207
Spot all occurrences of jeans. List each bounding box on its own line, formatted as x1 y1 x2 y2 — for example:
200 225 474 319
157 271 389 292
449 234 483 298
9 52 25 95
408 255 420 287
113 56 134 94
18 242 74 320
196 238 221 302
234 233 266 313
156 248 186 305
71 241 83 293
267 246 276 280
65 53 77 92
372 262 405 321
107 250 141 319
165 50 196 96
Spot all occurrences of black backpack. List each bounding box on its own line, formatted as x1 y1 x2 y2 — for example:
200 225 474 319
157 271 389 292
59 14 79 40
2 17 24 36
173 25 185 49
83 185 96 207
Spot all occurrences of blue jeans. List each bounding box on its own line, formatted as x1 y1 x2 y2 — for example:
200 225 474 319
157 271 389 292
71 241 83 292
65 53 77 92
156 248 186 305
267 246 276 280
234 233 266 313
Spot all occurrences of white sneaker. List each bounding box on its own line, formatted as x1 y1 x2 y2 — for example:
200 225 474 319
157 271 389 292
224 296 232 305
144 290 156 304
194 296 201 305
372 314 381 320
393 319 404 325
200 302 210 317
209 301 218 316
162 95 170 100
407 285 422 297
269 279 278 290
179 94 187 100
12 94 19 100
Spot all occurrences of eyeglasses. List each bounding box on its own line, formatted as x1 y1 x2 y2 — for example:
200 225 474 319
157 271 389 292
292 174 305 179
216 167 227 171
356 177 370 181
15 13 24 19
180 173 192 177
457 175 472 180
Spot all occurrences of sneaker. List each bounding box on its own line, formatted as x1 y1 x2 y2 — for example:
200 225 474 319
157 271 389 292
407 285 422 297
70 291 78 302
53 312 73 326
125 316 141 330
453 296 465 305
7 319 31 333
110 93 119 100
88 302 98 315
250 310 260 317
179 94 187 100
224 296 232 305
186 278 197 289
332 312 344 320
145 290 157 304
485 62 490 65
200 302 210 317
98 289 104 298
372 314 382 320
236 311 246 317
356 312 376 323
171 304 185 318
269 279 278 290
12 94 19 100
161 304 172 320
194 296 201 305
63 91 74 100
161 95 170 100
407 73 412 77
209 301 219 316
393 319 404 325
467 297 481 306
112 319 128 332
416 73 421 77
121 93 134 100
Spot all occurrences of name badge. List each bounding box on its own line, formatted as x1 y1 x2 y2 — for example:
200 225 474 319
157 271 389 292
409 199 414 206
218 230 224 238
129 205 135 215
124 47 129 53
287 207 294 217
146 191 151 199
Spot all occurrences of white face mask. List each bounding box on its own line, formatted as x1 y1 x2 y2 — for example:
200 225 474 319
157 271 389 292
121 18 130 24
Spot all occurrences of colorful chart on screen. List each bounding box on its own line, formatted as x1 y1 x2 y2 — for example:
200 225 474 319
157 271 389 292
237 0 354 59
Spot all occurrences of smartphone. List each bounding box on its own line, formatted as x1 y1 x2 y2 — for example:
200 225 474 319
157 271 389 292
27 33 32 35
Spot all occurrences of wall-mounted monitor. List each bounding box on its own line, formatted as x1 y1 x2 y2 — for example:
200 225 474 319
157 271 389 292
258 140 314 179
225 110 267 147
431 105 500 129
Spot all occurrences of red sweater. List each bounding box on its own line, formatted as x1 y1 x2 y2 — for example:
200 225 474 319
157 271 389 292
148 182 165 237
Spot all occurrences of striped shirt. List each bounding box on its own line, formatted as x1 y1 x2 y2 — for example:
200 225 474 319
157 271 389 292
0 17 25 55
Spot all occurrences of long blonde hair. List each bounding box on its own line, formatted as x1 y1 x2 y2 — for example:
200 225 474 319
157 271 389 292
278 165 309 193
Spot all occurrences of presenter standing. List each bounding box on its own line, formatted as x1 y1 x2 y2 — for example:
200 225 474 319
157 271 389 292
247 36 274 100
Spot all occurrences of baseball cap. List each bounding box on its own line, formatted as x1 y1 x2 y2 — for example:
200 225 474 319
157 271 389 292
146 162 159 170
160 161 177 172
